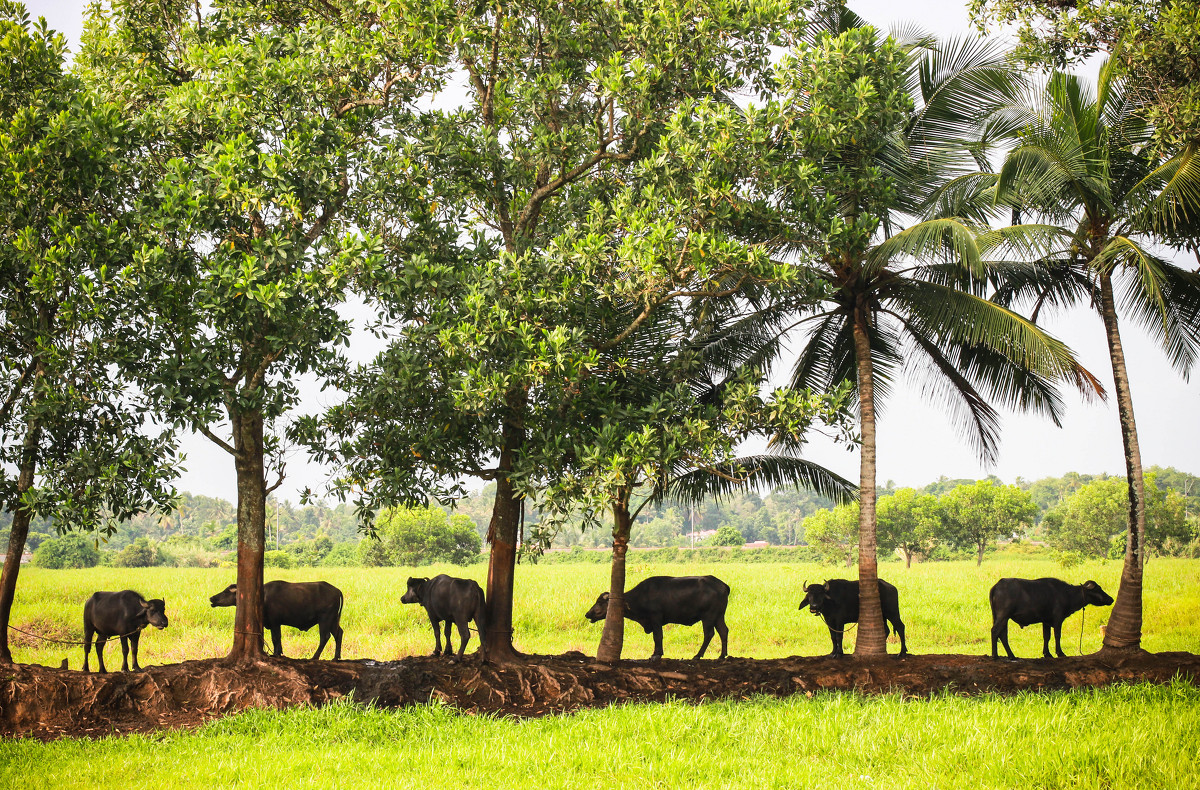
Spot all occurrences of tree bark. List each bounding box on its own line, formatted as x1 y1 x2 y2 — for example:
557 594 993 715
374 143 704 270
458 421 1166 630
852 309 887 655
229 408 267 663
976 543 984 566
596 492 632 663
1097 271 1147 652
0 419 41 664
483 399 526 664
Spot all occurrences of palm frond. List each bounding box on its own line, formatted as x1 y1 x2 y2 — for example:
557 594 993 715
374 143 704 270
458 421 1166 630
660 454 857 508
1110 244 1200 377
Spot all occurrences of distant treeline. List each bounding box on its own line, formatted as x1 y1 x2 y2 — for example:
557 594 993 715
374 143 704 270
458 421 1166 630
6 466 1196 568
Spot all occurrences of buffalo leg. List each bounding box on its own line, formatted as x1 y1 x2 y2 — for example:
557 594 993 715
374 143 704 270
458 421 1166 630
270 627 284 657
94 636 109 674
455 619 470 659
313 626 331 660
1041 623 1054 658
1053 622 1067 658
129 631 142 670
83 622 94 673
119 635 130 672
992 616 1016 659
332 624 343 660
891 616 908 656
830 625 844 658
695 621 715 659
715 615 729 659
650 626 664 660
429 615 442 656
443 621 454 657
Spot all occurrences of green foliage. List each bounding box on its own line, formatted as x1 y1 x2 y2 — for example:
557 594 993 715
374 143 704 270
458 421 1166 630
113 538 159 568
321 543 358 568
360 507 482 567
937 480 1038 564
802 503 860 566
263 550 295 570
1044 476 1192 558
970 0 1200 149
707 525 745 547
877 489 940 565
31 534 99 569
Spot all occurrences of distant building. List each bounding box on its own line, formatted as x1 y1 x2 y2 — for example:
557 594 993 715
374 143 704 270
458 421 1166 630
742 541 769 549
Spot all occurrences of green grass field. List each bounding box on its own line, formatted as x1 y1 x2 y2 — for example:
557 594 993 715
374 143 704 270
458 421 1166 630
8 554 1200 667
3 684 1199 789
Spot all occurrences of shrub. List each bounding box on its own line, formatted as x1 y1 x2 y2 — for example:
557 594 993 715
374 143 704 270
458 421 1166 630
114 538 160 568
32 534 100 569
264 550 295 569
362 507 484 566
322 542 359 567
707 525 744 547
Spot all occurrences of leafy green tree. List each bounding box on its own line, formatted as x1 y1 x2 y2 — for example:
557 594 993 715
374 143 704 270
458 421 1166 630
802 503 860 567
1045 476 1191 558
0 3 177 663
937 480 1038 565
970 0 1200 149
78 0 428 662
771 20 1099 652
877 488 940 567
363 507 482 567
32 534 100 569
708 525 745 547
305 0 823 663
991 63 1200 649
114 538 160 568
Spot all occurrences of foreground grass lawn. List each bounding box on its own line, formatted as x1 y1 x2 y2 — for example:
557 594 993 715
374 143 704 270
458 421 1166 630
11 556 1199 667
3 684 1198 790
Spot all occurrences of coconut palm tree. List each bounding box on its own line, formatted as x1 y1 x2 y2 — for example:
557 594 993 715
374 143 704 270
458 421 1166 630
992 60 1200 651
769 23 1105 654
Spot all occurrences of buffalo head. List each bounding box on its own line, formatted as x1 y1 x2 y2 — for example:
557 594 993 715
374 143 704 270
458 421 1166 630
142 598 169 629
209 583 237 608
401 577 428 605
1081 580 1114 607
798 581 832 616
585 591 610 623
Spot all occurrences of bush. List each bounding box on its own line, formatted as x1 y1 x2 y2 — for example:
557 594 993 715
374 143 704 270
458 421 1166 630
707 525 744 547
264 550 295 569
361 507 483 566
1055 550 1086 569
321 542 359 567
32 534 100 569
114 538 160 568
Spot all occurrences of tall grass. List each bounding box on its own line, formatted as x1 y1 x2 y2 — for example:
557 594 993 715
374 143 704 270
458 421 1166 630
3 683 1198 789
8 555 1199 667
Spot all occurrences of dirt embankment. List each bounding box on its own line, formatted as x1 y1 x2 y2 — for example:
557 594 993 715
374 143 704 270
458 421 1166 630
2 651 1197 740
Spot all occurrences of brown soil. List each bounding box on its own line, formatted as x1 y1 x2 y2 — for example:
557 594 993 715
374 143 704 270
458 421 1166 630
2 650 1197 740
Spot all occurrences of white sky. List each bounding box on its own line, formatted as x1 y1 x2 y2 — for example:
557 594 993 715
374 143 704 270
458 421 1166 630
26 0 1199 503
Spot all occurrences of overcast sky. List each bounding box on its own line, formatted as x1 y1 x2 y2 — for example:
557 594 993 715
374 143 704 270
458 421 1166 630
26 0 1199 504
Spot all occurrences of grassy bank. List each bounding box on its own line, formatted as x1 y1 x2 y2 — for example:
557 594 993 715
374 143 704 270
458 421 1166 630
3 684 1198 789
8 556 1200 667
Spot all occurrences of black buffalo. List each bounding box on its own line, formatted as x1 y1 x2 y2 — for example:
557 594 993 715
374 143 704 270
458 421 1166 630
989 577 1114 659
209 580 344 660
798 578 907 657
401 575 487 659
585 575 730 660
83 590 169 673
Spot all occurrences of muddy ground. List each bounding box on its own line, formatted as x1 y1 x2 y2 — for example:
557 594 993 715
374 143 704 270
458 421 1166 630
2 650 1197 740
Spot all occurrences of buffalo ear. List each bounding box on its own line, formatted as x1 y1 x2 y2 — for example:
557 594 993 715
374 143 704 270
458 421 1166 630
140 599 151 610
824 581 831 590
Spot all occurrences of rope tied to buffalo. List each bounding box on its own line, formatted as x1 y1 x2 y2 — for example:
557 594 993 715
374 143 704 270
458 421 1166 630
7 622 148 647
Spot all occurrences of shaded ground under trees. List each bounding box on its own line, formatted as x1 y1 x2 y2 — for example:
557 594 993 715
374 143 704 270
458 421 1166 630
2 651 1197 740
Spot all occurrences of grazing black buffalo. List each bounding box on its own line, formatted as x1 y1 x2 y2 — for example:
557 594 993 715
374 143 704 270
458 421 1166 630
798 579 907 658
585 575 730 660
209 580 344 660
401 575 487 659
83 590 169 673
989 577 1114 659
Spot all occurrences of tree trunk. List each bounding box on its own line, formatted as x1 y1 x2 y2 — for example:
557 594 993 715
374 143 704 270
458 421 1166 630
852 310 887 655
0 420 41 664
904 549 912 569
483 401 526 664
597 492 632 663
1097 272 1147 652
229 409 267 663
976 542 984 566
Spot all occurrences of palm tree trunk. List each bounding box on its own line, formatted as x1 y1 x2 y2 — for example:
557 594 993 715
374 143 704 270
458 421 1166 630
229 408 266 663
596 490 632 663
1097 272 1147 652
852 311 887 655
0 419 41 664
